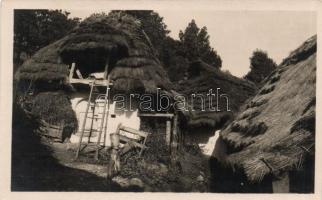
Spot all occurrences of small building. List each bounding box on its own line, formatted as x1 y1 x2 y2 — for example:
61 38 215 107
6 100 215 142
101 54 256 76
15 12 177 147
176 60 256 157
218 36 316 193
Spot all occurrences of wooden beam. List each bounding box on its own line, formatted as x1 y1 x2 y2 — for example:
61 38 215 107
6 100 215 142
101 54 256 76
119 136 146 149
69 78 112 86
119 125 150 138
69 62 75 80
138 113 174 118
166 120 171 146
76 69 84 79
171 113 178 150
103 54 110 79
119 134 140 142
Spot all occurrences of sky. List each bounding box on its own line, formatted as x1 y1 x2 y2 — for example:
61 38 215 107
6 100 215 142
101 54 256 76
68 10 316 77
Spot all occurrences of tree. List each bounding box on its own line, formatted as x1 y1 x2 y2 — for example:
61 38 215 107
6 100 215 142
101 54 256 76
244 50 277 84
179 20 222 68
110 10 170 58
14 9 80 66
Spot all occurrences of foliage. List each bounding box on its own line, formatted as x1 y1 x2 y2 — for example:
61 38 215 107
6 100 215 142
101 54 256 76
14 9 80 66
110 10 170 57
244 50 277 85
179 20 222 68
112 12 222 81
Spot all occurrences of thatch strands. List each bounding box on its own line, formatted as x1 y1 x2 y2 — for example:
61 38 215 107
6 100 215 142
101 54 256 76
30 91 78 129
17 11 171 94
15 11 173 135
16 38 70 83
176 60 256 128
220 36 316 183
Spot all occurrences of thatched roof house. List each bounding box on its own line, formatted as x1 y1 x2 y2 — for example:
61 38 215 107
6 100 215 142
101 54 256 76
16 12 171 94
219 36 316 191
176 60 257 129
15 12 173 138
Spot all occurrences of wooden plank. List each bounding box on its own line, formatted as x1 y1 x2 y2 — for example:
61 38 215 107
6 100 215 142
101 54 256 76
120 142 135 155
171 113 178 149
138 113 174 118
120 125 150 138
166 120 171 146
119 134 141 142
40 120 61 129
119 135 146 151
74 130 98 137
69 63 75 80
124 140 146 149
39 123 64 141
95 79 110 160
139 134 148 156
76 69 84 79
70 78 112 86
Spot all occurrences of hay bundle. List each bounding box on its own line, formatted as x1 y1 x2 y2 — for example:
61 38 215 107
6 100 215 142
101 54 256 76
220 35 316 183
30 91 77 129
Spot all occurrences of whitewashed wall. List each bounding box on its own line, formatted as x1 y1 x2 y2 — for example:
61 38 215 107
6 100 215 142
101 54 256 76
69 92 141 146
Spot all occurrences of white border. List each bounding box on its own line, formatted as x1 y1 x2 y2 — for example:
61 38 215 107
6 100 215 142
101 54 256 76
1 0 321 200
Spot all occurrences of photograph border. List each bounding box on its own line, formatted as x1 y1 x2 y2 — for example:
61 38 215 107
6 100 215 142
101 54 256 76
1 0 321 199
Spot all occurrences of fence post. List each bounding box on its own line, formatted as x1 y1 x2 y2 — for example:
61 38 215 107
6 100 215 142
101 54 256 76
166 119 171 146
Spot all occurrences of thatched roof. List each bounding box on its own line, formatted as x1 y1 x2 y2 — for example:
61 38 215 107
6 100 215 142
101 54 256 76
16 12 171 93
176 60 257 128
220 35 316 183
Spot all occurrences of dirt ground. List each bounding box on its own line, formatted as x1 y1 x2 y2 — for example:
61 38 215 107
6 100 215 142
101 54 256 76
12 133 210 192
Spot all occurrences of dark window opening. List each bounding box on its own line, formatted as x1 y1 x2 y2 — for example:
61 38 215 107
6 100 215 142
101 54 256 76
60 47 126 78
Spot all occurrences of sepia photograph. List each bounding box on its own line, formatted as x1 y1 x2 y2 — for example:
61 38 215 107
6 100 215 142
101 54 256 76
0 0 320 197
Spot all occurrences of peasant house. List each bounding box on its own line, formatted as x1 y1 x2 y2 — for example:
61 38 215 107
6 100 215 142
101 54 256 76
15 12 176 151
216 35 316 193
176 60 256 157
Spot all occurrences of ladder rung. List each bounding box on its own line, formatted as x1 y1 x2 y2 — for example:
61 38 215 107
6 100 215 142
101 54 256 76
86 117 103 119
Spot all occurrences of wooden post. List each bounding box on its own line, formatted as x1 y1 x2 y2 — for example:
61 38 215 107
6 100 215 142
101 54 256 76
107 130 121 178
171 113 178 150
95 79 110 160
75 81 95 159
171 113 178 164
166 119 171 146
76 69 84 79
272 172 290 193
69 62 75 80
103 54 110 80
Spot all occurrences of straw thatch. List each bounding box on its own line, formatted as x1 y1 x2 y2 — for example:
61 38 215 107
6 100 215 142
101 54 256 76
16 11 171 93
15 12 173 133
220 35 316 183
176 60 257 128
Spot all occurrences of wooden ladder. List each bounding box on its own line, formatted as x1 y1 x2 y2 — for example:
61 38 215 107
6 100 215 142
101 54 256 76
75 77 110 160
